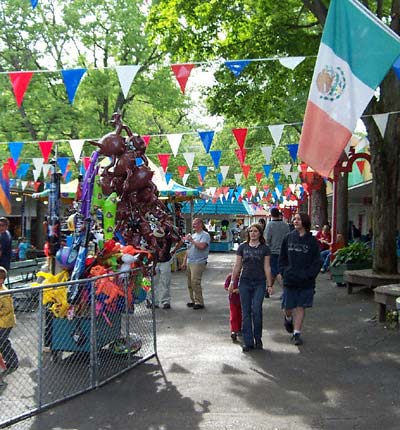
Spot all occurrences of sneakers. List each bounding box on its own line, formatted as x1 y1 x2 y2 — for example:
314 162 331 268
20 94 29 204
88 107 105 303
255 339 263 350
292 333 303 346
162 303 171 309
146 300 159 309
230 332 238 342
242 345 254 353
186 302 194 308
284 317 294 333
193 304 204 310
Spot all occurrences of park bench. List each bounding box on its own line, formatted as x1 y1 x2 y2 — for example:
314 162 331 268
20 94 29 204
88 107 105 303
7 258 47 312
374 284 400 322
343 269 400 294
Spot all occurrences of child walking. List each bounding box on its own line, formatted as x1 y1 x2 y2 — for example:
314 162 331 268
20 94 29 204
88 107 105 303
224 274 242 342
0 266 18 375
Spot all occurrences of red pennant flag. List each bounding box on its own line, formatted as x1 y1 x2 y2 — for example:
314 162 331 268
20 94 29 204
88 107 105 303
241 164 251 179
7 158 17 176
33 181 41 192
82 156 91 171
9 71 34 107
235 148 247 165
356 160 365 174
171 64 195 94
38 141 54 163
197 173 203 186
142 135 151 147
158 154 171 172
232 128 248 150
177 165 187 178
238 195 243 202
2 161 11 178
246 191 253 200
255 172 263 184
299 163 308 174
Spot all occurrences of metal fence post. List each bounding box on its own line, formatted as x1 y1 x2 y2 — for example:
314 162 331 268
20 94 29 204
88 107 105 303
37 288 44 409
90 281 98 388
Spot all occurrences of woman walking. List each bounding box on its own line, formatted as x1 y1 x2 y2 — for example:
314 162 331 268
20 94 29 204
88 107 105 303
230 223 273 352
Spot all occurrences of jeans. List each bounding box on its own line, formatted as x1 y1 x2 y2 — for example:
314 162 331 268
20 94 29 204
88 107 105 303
239 278 266 347
154 260 172 306
320 250 331 271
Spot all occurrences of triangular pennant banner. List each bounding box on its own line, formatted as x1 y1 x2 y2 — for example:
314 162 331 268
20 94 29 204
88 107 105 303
235 148 247 165
7 158 17 176
57 157 69 176
69 139 85 163
82 156 91 171
166 133 183 156
32 169 41 182
220 165 229 181
182 173 189 186
287 143 299 162
198 131 214 153
9 71 34 107
216 172 223 185
165 172 173 184
158 154 171 172
33 181 41 192
255 172 264 184
38 141 54 163
263 164 272 178
65 171 72 183
183 152 195 170
115 65 140 99
61 68 87 104
356 160 366 174
268 124 284 146
232 128 248 150
209 150 222 168
17 163 30 179
282 163 292 177
241 164 251 179
31 0 39 9
250 185 257 196
234 173 242 186
224 60 251 77
372 113 389 138
8 142 24 163
278 56 306 70
171 64 195 94
261 146 273 163
142 135 151 147
290 171 299 183
198 165 208 181
32 158 44 172
21 180 28 191
42 164 52 178
177 165 188 178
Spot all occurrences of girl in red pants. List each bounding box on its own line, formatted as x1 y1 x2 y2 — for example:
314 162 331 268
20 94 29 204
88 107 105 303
224 274 242 342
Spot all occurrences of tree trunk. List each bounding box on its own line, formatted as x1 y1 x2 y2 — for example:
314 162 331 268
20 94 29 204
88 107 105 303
311 182 328 227
336 171 349 243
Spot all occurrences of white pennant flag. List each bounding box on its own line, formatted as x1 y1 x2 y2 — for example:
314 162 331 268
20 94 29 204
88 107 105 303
278 56 306 70
183 152 195 170
32 158 44 172
21 180 28 191
250 185 257 196
282 163 292 177
372 113 390 138
258 190 264 200
356 137 369 151
275 187 282 199
289 171 299 183
32 169 41 181
268 124 284 146
209 186 217 197
182 173 189 186
115 65 140 99
166 133 183 157
219 194 224 204
289 184 296 193
69 139 85 163
220 165 230 181
234 173 242 186
261 146 273 163
42 164 52 178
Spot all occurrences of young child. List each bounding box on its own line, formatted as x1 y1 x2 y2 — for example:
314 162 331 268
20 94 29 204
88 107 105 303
224 274 242 342
0 266 18 374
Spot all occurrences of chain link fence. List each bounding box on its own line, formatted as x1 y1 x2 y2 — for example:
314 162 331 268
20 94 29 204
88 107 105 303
0 267 156 428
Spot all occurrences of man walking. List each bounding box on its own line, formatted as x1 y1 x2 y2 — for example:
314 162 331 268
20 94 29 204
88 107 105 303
182 218 210 310
264 208 290 296
0 218 12 270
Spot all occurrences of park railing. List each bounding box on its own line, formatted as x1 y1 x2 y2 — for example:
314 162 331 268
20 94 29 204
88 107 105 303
0 266 156 428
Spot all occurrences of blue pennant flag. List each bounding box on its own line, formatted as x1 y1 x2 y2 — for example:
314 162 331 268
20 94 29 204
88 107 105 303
287 143 299 162
216 172 223 185
198 131 214 153
65 171 72 183
263 164 271 178
272 172 281 185
276 184 283 195
61 68 87 104
16 163 30 179
165 172 173 184
8 142 24 163
210 150 222 168
225 60 251 77
228 188 234 200
234 191 241 200
236 185 243 195
57 157 69 176
31 0 39 9
198 165 208 181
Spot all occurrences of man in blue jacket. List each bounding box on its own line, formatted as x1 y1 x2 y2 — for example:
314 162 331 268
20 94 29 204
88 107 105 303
279 212 321 346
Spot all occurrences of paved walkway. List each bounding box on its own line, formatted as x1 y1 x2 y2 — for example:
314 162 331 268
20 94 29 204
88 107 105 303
13 253 400 429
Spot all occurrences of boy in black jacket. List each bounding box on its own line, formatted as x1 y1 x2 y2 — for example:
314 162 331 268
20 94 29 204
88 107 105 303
279 212 321 345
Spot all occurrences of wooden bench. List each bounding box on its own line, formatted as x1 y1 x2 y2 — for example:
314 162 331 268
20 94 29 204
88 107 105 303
343 269 400 294
374 284 400 322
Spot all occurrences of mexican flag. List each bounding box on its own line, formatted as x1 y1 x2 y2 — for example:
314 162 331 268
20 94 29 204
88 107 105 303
299 0 400 177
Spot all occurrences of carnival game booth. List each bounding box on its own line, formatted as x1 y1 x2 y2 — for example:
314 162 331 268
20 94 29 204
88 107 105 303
180 199 268 252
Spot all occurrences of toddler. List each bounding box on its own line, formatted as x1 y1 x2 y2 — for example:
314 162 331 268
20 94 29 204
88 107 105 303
224 274 242 342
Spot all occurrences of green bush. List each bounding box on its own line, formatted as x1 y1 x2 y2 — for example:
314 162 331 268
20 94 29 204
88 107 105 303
331 241 372 267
